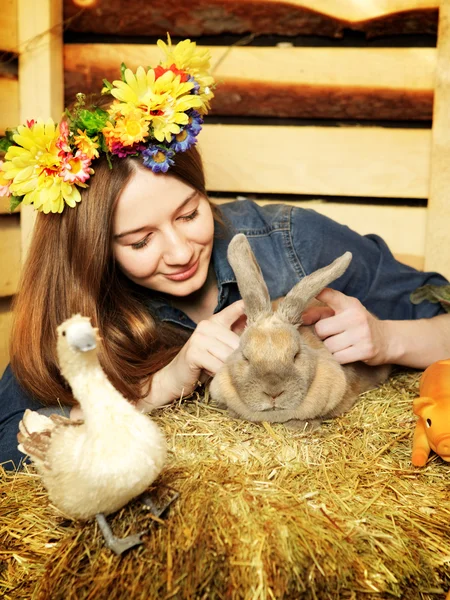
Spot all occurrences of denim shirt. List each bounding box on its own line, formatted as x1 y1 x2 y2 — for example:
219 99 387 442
149 199 447 329
0 199 447 469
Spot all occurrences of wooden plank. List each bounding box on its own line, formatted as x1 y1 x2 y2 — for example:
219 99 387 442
64 45 436 120
18 0 64 260
425 0 450 280
0 0 18 54
63 0 438 38
0 297 13 376
201 125 431 198
213 199 426 267
0 76 19 135
0 215 21 297
0 195 16 214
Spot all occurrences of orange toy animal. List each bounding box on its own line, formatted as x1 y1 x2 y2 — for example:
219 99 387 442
412 359 450 467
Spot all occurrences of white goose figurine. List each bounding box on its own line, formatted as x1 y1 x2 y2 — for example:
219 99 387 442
18 314 168 553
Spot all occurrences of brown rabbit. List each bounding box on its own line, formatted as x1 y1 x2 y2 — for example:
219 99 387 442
209 234 390 430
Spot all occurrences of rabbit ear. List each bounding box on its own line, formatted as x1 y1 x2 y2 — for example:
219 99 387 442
227 234 272 322
277 252 352 324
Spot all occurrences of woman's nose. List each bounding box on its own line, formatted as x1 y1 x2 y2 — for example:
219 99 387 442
162 230 194 265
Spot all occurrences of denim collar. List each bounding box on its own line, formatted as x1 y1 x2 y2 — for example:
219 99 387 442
143 223 238 330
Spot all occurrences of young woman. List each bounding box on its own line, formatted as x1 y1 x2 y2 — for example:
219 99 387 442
1 42 449 469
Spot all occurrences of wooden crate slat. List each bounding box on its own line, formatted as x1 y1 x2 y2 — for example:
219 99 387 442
0 196 17 214
0 76 19 135
64 45 436 120
18 0 64 259
201 125 431 198
425 0 450 280
0 0 18 54
0 296 13 375
213 199 426 267
63 0 438 38
0 215 21 297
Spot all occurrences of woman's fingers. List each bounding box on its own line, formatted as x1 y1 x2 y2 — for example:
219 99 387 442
195 319 241 352
301 305 335 325
210 300 246 329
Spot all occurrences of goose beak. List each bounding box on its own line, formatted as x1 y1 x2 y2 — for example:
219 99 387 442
66 323 97 352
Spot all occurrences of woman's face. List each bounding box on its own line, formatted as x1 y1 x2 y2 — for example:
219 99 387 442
112 165 215 297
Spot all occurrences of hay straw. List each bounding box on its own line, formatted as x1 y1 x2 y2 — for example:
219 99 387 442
1 370 449 599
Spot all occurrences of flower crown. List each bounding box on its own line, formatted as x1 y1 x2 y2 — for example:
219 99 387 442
0 36 215 214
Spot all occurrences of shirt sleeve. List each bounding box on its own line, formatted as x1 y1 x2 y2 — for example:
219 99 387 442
0 364 45 470
290 207 449 320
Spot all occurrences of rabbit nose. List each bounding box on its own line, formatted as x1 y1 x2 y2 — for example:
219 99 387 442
265 391 284 406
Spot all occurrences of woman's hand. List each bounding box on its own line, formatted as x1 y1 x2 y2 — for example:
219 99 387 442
301 288 389 365
139 300 246 410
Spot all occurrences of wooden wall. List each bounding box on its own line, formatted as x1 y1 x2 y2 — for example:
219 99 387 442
0 0 448 371
63 0 442 275
0 0 19 375
0 0 63 374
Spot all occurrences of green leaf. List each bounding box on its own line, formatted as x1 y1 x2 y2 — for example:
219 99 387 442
120 62 128 81
9 195 22 213
410 284 450 313
102 79 114 93
71 108 109 137
99 133 109 154
74 93 86 110
0 137 13 153
5 128 18 143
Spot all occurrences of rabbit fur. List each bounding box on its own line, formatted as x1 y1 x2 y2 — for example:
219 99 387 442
209 234 390 430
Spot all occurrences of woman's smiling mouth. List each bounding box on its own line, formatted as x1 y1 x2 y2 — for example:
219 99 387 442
164 259 200 281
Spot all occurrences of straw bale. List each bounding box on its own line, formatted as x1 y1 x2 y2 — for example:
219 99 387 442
1 370 449 599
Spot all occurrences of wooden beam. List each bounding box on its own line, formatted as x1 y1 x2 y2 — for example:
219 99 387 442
18 0 64 260
201 125 431 198
425 0 450 280
0 0 18 54
0 76 19 135
213 199 426 268
0 215 20 297
63 0 438 38
64 45 436 121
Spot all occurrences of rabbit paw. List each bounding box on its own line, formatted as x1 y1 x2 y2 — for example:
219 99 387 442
283 419 322 432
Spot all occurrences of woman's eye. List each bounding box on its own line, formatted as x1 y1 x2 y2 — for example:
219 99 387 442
180 208 199 222
131 235 151 250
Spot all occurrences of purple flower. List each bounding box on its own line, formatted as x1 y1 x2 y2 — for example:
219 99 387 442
187 75 200 94
142 145 175 173
110 142 146 158
170 127 197 153
186 110 203 136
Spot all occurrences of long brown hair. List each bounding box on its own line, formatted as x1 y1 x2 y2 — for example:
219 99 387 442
10 146 219 406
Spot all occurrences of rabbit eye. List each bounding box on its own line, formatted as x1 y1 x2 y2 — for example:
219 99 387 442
426 418 432 428
241 354 249 362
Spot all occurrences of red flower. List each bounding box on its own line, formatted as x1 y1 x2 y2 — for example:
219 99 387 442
154 64 189 82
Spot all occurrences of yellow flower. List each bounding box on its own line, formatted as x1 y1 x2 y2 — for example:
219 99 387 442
25 174 82 214
111 67 200 115
2 119 82 213
157 34 215 113
113 111 150 146
109 67 203 143
110 67 161 112
0 161 11 196
102 120 122 151
73 129 100 159
149 70 203 142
